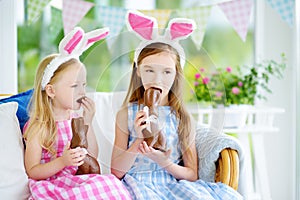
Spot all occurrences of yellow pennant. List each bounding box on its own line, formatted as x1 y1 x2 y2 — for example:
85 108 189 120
140 9 173 31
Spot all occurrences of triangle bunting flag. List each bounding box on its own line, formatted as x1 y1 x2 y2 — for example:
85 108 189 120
177 7 212 50
140 9 173 31
218 0 253 42
27 0 51 24
49 6 63 42
266 0 294 27
62 0 94 35
97 6 127 49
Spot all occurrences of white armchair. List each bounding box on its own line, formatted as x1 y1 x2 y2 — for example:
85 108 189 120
0 91 245 199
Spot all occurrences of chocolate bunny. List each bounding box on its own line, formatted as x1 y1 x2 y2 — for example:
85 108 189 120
70 117 101 175
142 87 167 152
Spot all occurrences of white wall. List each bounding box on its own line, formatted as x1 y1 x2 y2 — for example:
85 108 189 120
0 0 18 94
256 1 295 200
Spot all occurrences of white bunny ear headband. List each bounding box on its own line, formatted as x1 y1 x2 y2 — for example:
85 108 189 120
126 10 196 68
41 26 109 90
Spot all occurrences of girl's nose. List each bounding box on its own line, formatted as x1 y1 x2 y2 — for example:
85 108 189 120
80 85 86 95
154 73 163 84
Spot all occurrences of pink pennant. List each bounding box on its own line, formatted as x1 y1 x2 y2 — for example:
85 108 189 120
63 0 94 35
218 0 253 42
128 12 155 40
170 22 194 40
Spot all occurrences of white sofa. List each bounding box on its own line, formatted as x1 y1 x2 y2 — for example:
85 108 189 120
0 91 245 199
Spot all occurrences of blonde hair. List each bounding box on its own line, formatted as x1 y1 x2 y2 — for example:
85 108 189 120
23 54 80 155
124 42 193 156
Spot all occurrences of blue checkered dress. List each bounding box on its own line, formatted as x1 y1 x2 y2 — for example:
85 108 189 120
122 103 243 200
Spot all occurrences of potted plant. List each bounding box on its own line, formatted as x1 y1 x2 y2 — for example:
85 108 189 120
193 53 287 107
192 54 286 128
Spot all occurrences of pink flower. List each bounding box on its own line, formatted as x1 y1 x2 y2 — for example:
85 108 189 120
200 68 205 72
226 66 232 73
238 81 243 87
215 91 223 97
232 87 240 95
195 73 201 79
202 77 210 85
194 81 199 86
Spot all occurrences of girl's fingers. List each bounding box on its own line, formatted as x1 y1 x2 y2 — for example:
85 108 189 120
81 99 95 114
142 141 151 152
137 119 147 129
135 110 146 121
74 154 86 161
70 152 86 166
136 114 147 128
139 144 145 153
69 148 86 158
148 146 155 152
76 161 84 166
69 147 82 154
82 98 95 109
82 97 93 105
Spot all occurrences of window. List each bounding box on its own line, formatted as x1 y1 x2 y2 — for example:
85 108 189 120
18 0 254 103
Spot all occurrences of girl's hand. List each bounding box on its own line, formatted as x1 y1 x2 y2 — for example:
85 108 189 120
61 142 86 167
138 141 172 167
134 110 148 139
81 97 95 125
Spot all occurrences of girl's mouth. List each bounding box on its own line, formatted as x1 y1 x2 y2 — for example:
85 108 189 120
76 96 86 103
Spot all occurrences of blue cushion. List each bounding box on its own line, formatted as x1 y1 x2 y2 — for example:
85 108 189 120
0 89 33 132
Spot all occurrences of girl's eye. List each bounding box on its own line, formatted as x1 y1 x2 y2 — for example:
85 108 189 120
164 71 171 74
145 69 153 73
71 84 78 88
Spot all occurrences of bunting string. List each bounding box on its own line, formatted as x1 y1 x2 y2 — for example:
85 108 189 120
25 0 294 50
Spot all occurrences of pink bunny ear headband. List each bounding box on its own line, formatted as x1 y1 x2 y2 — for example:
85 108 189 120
126 10 196 68
41 27 109 90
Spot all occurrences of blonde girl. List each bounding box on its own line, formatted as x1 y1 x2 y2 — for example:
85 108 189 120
23 27 131 200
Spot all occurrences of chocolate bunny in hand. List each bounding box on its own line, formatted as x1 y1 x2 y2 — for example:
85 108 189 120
142 87 167 152
70 117 101 175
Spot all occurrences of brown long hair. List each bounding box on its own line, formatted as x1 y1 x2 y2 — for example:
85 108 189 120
123 42 193 155
23 54 80 155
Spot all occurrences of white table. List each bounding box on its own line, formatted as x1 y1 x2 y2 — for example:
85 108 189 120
186 104 284 200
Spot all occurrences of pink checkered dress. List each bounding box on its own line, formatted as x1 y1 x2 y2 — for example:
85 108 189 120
28 119 131 200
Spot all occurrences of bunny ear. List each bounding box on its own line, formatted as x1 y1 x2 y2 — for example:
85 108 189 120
59 27 84 55
82 27 110 50
166 18 196 41
126 10 158 40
